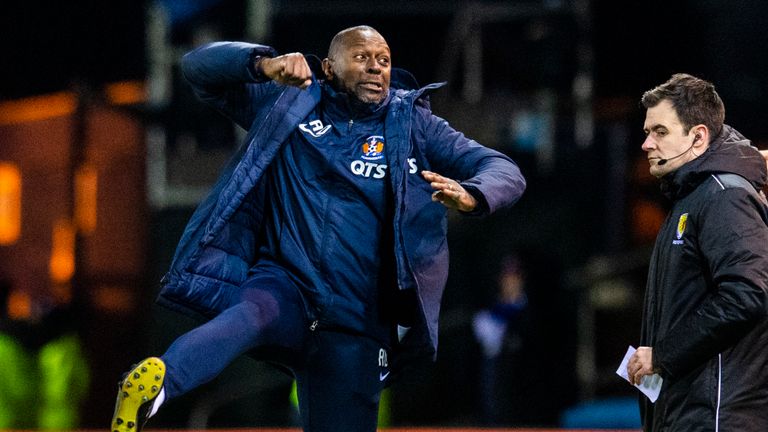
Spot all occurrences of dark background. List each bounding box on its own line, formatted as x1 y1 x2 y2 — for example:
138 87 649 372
2 0 768 429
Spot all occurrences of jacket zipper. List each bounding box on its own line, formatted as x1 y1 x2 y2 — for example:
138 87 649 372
348 119 354 133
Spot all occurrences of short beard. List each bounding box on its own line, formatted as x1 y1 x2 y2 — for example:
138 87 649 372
329 76 383 107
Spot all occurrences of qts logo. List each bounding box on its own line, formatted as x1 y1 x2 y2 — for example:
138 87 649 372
349 135 418 179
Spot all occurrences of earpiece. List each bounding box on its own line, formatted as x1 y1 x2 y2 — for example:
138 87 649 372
658 132 701 166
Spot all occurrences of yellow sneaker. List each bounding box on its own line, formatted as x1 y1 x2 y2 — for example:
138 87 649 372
111 357 165 432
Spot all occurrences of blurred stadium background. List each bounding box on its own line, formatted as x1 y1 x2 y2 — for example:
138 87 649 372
1 0 768 430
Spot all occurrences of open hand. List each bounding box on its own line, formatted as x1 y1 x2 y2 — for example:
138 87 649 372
422 170 477 212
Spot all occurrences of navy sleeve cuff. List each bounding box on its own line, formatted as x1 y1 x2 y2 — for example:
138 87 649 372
459 184 490 217
247 51 271 82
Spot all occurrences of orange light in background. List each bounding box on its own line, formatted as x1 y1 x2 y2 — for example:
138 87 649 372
6 288 32 320
0 91 76 126
0 80 145 127
93 285 135 314
75 164 98 234
104 80 147 106
49 219 75 283
0 163 22 245
630 199 666 245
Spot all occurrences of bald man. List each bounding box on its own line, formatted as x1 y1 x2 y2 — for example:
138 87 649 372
111 26 525 432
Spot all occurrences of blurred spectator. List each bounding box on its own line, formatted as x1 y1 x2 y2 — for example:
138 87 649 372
0 279 90 429
472 255 528 425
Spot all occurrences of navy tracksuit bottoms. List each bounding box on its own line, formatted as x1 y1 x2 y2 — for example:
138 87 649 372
159 265 391 432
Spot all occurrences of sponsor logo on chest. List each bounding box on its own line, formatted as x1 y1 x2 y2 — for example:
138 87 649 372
350 135 418 179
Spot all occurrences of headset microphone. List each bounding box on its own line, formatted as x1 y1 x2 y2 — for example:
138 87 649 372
657 134 701 166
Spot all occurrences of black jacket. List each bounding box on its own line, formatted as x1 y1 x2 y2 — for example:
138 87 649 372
640 125 768 431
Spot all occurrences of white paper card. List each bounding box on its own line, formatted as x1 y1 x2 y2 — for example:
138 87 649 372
616 345 663 403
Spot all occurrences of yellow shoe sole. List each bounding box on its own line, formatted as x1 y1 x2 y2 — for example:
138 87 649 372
111 357 165 432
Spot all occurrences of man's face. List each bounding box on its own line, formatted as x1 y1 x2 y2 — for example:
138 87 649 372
324 30 391 104
642 99 698 178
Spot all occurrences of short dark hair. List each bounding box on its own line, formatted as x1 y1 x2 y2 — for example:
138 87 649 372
641 73 725 137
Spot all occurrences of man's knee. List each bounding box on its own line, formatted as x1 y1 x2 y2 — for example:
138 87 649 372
234 292 280 333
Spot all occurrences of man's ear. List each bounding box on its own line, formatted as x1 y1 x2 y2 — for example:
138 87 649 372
322 58 333 80
691 125 710 150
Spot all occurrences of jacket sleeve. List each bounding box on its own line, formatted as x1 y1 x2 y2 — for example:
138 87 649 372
416 109 526 216
654 187 768 379
180 41 280 129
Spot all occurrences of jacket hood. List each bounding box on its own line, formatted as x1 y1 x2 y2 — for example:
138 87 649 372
661 124 767 200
